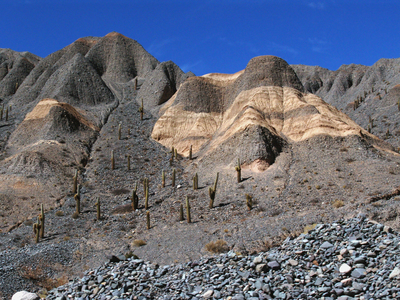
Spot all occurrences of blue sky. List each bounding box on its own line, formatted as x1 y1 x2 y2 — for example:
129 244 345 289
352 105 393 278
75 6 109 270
2 0 400 75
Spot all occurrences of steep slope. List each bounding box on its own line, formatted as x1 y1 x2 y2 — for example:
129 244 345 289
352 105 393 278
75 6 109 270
292 58 400 148
0 52 39 99
136 60 193 115
11 37 99 112
85 32 159 84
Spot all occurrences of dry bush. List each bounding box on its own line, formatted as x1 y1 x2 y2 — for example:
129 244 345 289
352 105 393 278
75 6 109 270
111 204 133 215
55 211 64 216
303 223 317 234
18 262 69 291
205 239 229 254
332 199 344 208
132 239 147 247
111 188 130 196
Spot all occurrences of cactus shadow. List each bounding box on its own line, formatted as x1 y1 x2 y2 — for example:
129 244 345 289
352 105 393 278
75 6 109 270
218 202 231 207
241 176 252 182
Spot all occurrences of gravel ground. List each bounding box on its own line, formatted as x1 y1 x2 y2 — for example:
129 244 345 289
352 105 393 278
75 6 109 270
43 215 400 299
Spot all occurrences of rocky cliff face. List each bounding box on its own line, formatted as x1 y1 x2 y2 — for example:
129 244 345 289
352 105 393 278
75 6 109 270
152 55 390 171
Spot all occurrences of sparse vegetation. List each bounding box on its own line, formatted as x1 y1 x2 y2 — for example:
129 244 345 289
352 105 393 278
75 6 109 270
332 199 344 208
132 239 147 247
205 239 229 253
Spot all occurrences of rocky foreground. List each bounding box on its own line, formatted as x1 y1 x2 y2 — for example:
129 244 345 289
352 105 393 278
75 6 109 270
40 215 400 300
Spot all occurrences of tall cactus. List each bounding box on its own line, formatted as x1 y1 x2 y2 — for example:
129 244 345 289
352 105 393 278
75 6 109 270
171 147 175 162
193 173 198 190
131 183 139 210
179 203 184 221
209 172 219 209
144 179 149 210
189 145 193 160
172 168 176 187
39 204 45 238
146 211 150 229
246 194 253 210
33 220 41 244
96 198 101 220
186 196 191 223
118 123 122 140
5 107 8 121
111 150 115 170
139 99 144 120
74 193 80 215
72 169 78 194
235 158 242 183
162 170 165 188
127 154 131 171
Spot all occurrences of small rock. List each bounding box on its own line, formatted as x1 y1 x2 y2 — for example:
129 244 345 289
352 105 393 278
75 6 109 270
320 241 334 249
339 263 352 274
253 256 263 264
12 291 40 300
288 259 298 266
255 263 268 273
351 268 366 278
389 267 400 279
202 290 213 298
341 278 352 287
267 261 280 270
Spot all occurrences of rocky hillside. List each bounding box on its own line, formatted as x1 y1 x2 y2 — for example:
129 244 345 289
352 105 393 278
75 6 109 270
0 32 191 231
1 33 400 299
152 55 391 173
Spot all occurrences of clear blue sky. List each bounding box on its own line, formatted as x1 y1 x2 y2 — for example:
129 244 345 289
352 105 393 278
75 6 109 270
2 0 399 76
